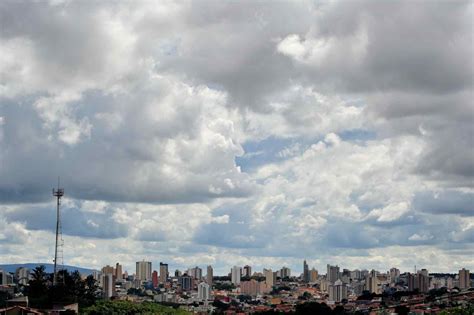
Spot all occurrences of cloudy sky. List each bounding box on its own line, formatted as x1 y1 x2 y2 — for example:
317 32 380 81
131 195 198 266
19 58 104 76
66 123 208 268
0 0 473 275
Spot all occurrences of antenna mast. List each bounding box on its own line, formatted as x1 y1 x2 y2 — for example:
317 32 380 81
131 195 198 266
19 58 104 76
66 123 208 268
52 178 64 286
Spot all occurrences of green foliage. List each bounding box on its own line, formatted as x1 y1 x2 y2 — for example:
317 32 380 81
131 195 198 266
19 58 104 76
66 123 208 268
27 265 50 308
237 294 252 302
80 300 189 315
438 305 474 315
394 305 409 315
127 287 144 296
271 285 291 294
213 282 235 291
298 291 312 300
295 301 332 315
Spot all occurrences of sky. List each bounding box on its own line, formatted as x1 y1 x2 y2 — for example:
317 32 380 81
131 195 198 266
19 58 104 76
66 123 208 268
0 0 473 276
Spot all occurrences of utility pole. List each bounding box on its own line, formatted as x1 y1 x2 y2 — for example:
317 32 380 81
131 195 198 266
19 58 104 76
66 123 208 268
52 179 64 286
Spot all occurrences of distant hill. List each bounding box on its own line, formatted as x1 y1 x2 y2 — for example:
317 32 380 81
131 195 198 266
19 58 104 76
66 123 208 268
0 263 98 275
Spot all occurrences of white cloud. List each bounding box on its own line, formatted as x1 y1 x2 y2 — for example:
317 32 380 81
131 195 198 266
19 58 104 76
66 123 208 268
368 202 411 223
409 233 434 241
0 0 472 273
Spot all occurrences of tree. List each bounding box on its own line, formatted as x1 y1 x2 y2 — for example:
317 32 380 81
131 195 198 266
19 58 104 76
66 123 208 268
26 267 99 309
237 294 252 302
82 275 99 307
295 302 332 315
81 300 189 315
394 305 409 315
333 305 345 315
27 265 50 308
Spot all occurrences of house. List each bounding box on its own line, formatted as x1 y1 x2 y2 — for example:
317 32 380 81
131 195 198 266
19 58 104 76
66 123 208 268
0 305 44 315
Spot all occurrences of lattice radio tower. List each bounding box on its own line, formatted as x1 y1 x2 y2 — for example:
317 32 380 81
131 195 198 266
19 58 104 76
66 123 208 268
52 178 64 286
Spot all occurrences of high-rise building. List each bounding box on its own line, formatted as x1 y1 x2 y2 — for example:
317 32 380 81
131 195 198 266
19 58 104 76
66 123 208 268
159 262 169 284
206 265 213 285
101 273 116 299
351 269 361 280
280 267 291 279
115 263 123 280
310 268 318 282
416 271 429 293
240 279 270 296
15 267 29 286
303 260 310 283
366 270 380 294
264 269 276 287
175 269 182 277
197 282 211 301
243 265 252 278
188 266 202 280
102 265 115 275
327 264 340 284
179 274 193 291
0 269 12 285
342 269 351 277
447 276 454 289
92 270 101 282
459 268 470 289
407 273 416 291
231 266 241 285
136 261 152 281
389 267 400 284
320 279 330 293
152 270 159 288
329 279 347 302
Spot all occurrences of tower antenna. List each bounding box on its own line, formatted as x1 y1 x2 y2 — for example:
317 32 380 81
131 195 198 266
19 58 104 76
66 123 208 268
52 177 64 286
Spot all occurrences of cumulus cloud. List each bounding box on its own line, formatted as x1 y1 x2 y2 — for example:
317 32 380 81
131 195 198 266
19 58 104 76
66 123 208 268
0 0 472 273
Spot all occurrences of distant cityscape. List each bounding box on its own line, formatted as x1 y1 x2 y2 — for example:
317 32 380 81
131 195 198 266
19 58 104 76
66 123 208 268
1 261 472 314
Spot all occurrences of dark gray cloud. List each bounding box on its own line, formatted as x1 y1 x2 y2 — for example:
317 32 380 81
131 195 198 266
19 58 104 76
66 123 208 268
0 88 254 204
3 203 129 239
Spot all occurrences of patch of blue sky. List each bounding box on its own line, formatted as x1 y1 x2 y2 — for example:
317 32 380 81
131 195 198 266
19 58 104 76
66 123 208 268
339 129 376 142
236 135 329 172
237 129 375 172
236 136 301 172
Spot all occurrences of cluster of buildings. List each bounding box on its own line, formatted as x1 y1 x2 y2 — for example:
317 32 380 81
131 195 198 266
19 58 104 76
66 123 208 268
1 263 472 314
0 267 30 287
84 261 473 313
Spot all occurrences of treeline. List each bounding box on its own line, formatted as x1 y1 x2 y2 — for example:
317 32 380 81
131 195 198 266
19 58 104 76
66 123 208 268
26 265 98 309
81 300 189 315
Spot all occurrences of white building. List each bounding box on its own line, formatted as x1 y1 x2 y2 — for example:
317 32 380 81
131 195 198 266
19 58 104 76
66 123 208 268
329 279 347 302
16 267 30 285
198 282 211 301
231 266 241 285
0 269 8 285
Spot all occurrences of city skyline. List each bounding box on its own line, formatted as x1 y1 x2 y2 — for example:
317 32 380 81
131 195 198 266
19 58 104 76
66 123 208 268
2 261 470 313
1 260 470 278
0 0 473 276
